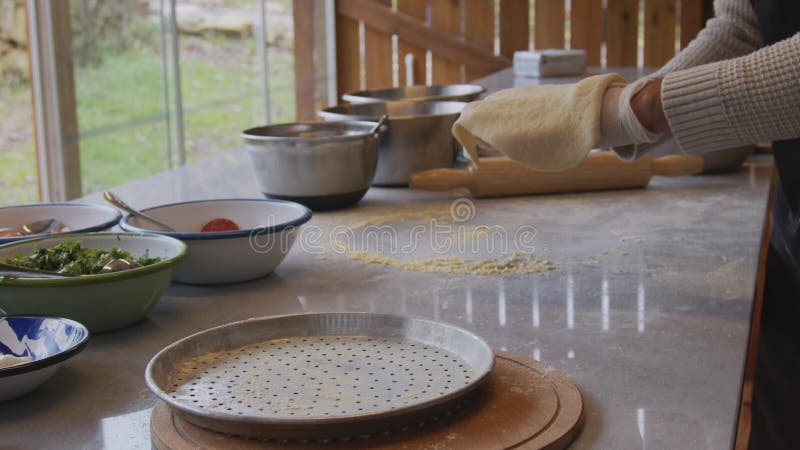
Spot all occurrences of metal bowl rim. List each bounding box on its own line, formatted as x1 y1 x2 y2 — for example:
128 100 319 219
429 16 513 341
241 121 380 143
118 198 312 241
319 100 467 121
0 203 122 245
342 84 486 102
0 315 90 378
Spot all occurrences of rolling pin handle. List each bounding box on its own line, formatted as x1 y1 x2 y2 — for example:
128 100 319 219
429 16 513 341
410 168 473 193
651 155 705 176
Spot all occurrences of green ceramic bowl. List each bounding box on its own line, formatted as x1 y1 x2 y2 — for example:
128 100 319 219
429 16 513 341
0 233 187 333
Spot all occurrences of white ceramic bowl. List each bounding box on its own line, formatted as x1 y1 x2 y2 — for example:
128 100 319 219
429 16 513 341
0 233 187 333
0 203 122 245
118 199 312 285
0 315 90 402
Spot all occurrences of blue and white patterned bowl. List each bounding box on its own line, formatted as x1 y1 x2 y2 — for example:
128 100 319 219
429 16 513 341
0 315 90 401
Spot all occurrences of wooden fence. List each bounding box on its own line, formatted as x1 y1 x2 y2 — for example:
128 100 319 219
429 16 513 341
294 0 713 119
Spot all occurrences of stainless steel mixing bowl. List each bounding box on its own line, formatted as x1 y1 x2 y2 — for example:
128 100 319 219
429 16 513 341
342 84 485 103
241 121 384 210
318 100 466 186
700 145 754 174
650 140 754 174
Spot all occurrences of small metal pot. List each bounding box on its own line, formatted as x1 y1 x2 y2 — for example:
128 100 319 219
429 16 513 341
650 142 754 174
318 100 466 186
241 121 384 210
342 84 485 103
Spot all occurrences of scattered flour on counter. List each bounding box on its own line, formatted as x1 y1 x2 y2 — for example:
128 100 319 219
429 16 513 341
335 208 556 276
610 229 642 243
319 208 643 276
348 251 556 276
345 208 449 232
707 257 746 278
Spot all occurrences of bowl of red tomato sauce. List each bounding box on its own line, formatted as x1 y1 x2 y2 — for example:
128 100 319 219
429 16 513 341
119 199 311 285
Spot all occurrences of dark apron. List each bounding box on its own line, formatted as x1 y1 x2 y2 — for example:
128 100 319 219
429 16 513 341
749 1 800 448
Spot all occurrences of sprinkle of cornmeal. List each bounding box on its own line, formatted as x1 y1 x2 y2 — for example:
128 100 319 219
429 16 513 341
346 208 449 231
330 207 558 276
348 251 555 276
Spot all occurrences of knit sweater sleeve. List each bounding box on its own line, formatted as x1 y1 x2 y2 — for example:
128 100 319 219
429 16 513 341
613 0 765 159
661 33 800 154
655 0 763 75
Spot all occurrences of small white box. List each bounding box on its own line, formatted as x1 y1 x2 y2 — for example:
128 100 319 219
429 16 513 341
513 49 587 77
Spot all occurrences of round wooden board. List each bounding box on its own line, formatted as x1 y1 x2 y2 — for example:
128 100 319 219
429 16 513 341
151 350 583 450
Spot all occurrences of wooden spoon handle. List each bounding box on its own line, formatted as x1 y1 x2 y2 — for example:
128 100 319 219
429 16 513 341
409 168 473 192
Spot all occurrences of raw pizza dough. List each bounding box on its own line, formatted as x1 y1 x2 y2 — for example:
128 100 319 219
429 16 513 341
452 73 625 171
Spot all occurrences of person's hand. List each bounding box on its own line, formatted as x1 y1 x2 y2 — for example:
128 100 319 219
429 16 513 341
630 78 670 133
597 77 669 148
453 73 628 172
452 73 670 172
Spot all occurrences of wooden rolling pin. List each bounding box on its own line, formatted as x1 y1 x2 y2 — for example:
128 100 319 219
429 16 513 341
410 152 704 198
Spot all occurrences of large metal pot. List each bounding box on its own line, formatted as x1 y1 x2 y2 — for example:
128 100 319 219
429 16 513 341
241 121 384 210
342 84 485 103
650 140 754 174
319 100 466 186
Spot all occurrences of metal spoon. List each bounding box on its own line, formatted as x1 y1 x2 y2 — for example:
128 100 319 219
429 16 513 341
23 219 62 235
371 114 389 138
0 258 143 279
0 219 62 236
98 258 142 274
0 262 75 278
103 191 176 232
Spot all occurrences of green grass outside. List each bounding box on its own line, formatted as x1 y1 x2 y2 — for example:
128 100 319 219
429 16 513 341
77 34 295 194
0 143 38 204
0 80 38 205
0 32 295 204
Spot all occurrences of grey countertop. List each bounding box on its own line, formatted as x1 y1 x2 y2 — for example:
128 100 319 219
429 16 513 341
0 68 773 449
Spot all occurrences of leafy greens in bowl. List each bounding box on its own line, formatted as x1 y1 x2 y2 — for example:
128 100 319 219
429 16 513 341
0 233 187 333
3 241 161 276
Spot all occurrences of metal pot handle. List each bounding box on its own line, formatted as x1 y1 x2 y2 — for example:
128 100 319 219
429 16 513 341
371 114 389 140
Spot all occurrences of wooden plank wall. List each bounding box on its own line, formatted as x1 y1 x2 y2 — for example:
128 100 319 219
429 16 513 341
335 7 360 96
397 0 427 86
534 0 565 49
499 0 530 59
644 0 677 66
327 0 714 99
464 1 495 81
293 0 316 121
364 0 394 88
571 0 603 66
606 0 640 67
431 0 462 83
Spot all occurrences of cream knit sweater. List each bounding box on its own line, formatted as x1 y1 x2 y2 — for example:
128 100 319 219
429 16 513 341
655 0 800 154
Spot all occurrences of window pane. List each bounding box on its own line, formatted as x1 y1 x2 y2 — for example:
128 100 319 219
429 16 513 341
176 0 295 163
68 0 296 195
0 0 38 205
71 0 171 195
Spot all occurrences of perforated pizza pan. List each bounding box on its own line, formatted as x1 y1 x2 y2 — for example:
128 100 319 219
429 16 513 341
145 312 494 439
